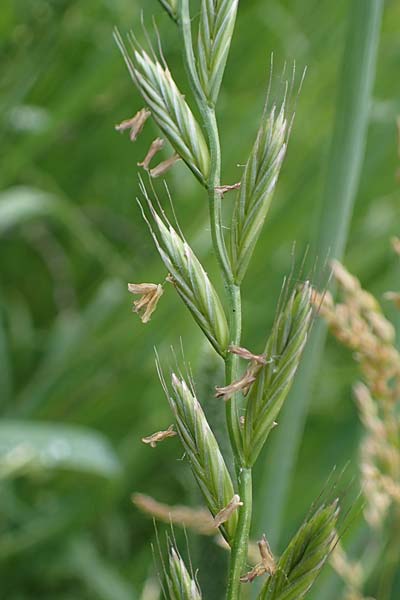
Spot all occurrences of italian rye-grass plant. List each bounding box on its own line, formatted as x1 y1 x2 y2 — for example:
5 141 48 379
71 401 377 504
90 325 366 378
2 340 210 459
115 2 340 598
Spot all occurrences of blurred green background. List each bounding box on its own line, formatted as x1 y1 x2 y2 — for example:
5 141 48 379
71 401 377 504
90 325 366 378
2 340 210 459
1 0 399 598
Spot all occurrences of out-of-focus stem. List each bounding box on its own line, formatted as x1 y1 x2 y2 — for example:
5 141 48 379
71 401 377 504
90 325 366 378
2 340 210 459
255 0 384 550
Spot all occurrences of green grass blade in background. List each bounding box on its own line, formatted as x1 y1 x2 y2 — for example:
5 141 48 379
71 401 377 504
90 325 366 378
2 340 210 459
65 536 136 600
0 420 122 479
255 0 384 548
0 302 12 408
0 187 130 277
13 278 126 418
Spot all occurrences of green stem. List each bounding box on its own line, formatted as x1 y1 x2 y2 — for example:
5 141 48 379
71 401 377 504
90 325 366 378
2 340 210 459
179 0 232 284
226 468 252 600
179 5 249 594
205 107 233 286
225 283 244 466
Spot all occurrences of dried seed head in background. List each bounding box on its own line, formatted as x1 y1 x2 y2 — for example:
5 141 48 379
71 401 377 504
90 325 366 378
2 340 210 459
315 259 400 532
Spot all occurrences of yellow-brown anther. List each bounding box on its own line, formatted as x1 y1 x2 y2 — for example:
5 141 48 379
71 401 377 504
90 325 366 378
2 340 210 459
216 346 269 400
240 534 276 583
258 534 276 574
128 282 164 323
229 345 268 364
215 182 241 195
141 424 176 448
149 153 181 178
138 138 165 170
115 108 151 141
213 494 243 528
215 370 257 401
240 563 268 584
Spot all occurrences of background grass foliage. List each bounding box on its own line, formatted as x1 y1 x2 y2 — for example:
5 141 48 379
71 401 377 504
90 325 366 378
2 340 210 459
1 0 400 598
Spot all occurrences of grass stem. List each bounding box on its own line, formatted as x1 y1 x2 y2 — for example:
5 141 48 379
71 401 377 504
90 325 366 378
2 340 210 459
226 467 252 600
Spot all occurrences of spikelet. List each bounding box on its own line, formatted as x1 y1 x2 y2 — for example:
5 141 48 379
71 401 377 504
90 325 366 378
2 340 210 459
167 371 238 543
140 182 229 356
243 282 313 466
197 0 239 104
166 546 202 600
230 94 290 283
114 31 210 184
259 500 339 600
158 0 178 21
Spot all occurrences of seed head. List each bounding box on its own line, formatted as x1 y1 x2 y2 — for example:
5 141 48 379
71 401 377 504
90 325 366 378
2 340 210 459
140 185 229 355
168 371 237 542
114 31 210 184
230 96 291 283
167 546 202 600
243 282 313 466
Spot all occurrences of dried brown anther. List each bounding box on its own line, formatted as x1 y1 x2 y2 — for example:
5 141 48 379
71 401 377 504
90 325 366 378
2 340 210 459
240 534 276 583
138 138 165 169
115 108 151 142
215 182 241 195
128 282 164 323
216 345 271 400
213 494 243 528
141 424 176 448
229 345 268 365
150 153 181 178
215 371 257 401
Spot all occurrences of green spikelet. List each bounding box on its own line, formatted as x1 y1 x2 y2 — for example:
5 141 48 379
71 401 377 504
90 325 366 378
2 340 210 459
140 182 229 356
243 282 312 466
114 31 210 185
167 371 238 543
231 98 290 283
166 546 202 600
259 500 339 600
197 0 239 104
158 0 178 21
